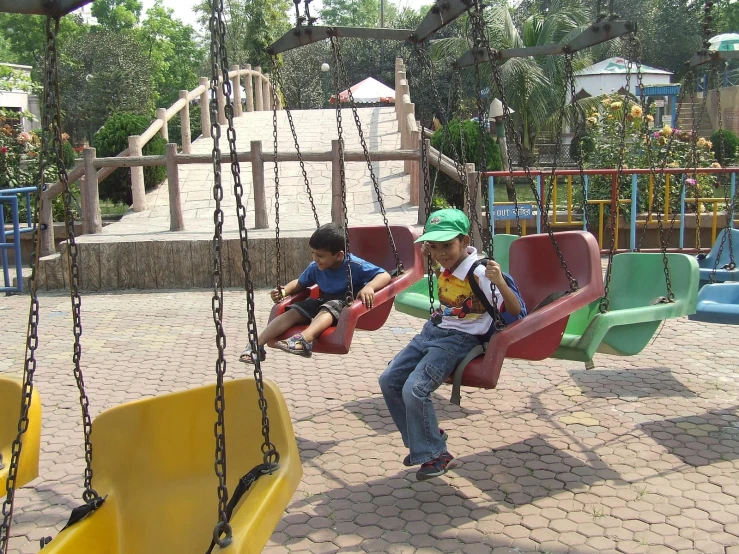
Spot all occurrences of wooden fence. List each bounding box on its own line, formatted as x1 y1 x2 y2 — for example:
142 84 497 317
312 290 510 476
38 58 482 256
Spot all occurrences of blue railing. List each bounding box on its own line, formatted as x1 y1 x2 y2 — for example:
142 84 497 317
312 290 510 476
0 187 37 294
486 167 738 252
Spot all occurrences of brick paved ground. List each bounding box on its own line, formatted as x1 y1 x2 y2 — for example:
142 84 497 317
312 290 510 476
2 289 739 553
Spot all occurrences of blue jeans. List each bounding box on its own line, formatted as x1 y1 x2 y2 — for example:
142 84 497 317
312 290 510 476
379 321 480 465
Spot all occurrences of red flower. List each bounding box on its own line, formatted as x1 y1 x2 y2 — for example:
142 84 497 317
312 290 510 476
0 146 6 154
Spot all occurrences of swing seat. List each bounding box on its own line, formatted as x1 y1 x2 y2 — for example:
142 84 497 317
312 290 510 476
698 228 739 287
689 282 739 325
553 253 700 362
42 378 301 554
268 225 423 354
0 376 41 489
448 231 604 390
393 234 518 321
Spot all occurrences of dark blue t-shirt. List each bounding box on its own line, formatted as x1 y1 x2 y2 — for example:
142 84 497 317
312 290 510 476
298 254 386 296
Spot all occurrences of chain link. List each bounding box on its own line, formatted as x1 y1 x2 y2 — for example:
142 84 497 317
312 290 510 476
600 38 636 311
412 45 472 212
330 37 355 304
568 51 589 233
420 127 436 316
710 63 738 281
332 37 404 275
207 3 231 544
209 1 278 547
478 12 578 292
0 14 56 546
271 67 283 289
270 57 320 229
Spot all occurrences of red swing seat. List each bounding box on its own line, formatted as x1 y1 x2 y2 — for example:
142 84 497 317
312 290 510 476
448 231 604 390
267 224 423 354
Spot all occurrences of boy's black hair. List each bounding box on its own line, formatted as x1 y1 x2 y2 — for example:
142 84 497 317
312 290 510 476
309 222 346 254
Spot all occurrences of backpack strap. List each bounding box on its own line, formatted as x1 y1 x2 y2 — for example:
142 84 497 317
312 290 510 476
466 259 500 319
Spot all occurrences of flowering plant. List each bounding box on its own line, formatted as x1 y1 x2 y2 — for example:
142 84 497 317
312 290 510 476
0 116 78 224
576 94 719 221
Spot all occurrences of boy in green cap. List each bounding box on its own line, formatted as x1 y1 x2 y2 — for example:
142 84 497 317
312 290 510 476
379 208 526 480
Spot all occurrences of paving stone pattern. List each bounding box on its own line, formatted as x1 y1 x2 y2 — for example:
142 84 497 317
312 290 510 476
2 289 739 553
85 107 417 243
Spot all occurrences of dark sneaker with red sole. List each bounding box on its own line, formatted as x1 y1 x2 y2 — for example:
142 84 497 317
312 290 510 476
416 451 455 480
403 429 448 467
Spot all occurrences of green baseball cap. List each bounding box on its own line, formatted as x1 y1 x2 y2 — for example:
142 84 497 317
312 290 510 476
415 208 471 243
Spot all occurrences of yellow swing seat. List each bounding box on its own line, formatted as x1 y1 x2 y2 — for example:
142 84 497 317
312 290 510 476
43 378 302 554
0 376 41 489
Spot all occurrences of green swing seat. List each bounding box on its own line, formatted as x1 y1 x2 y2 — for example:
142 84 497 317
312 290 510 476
393 234 518 320
553 253 700 362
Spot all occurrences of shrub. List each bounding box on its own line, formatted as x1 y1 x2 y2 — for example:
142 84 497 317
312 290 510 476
429 119 502 209
711 129 738 165
168 103 203 147
93 113 166 205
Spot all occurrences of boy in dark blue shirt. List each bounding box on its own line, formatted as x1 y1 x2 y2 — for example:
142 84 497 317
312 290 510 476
241 223 391 361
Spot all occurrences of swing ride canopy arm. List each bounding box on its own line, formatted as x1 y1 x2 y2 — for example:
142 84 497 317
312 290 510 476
0 0 91 15
454 20 636 68
413 0 474 42
268 26 414 55
688 49 739 68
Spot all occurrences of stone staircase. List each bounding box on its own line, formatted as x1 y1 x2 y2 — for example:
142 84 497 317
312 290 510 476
676 101 714 138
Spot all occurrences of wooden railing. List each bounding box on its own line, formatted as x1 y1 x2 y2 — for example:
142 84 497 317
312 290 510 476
40 64 280 256
36 58 478 255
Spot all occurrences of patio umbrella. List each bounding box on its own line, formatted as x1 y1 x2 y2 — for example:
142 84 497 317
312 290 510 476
709 33 739 51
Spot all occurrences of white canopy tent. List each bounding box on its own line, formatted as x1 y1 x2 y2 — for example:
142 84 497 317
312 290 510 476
331 77 395 104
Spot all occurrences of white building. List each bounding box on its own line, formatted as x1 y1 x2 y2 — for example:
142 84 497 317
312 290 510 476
574 57 673 98
0 63 41 132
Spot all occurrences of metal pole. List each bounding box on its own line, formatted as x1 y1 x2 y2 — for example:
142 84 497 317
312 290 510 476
380 0 385 75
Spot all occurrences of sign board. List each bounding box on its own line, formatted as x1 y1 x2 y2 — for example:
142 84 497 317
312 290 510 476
653 99 665 108
492 204 534 220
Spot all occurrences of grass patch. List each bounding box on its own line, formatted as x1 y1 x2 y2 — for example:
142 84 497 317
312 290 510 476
100 199 129 218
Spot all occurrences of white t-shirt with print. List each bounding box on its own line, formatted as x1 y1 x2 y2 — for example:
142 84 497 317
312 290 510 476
436 247 503 336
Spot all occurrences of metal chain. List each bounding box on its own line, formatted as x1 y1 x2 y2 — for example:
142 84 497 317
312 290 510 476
710 68 737 281
471 10 493 257
0 14 54 549
207 3 231 544
330 37 355 304
44 15 101 505
271 69 283 289
270 57 320 229
333 37 404 275
481 19 578 292
600 38 636 311
209 0 278 547
470 2 505 330
568 51 589 233
412 45 471 210
420 127 436 316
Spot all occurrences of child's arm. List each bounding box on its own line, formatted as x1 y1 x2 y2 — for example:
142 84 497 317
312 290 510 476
357 271 392 309
271 278 305 303
483 261 522 316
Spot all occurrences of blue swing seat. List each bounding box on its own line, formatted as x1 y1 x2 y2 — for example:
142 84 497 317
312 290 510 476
688 282 739 325
698 228 739 287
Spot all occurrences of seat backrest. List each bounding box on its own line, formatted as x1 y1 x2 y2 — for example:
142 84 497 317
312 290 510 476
349 225 421 274
699 228 739 268
608 253 699 310
508 231 603 309
491 234 518 274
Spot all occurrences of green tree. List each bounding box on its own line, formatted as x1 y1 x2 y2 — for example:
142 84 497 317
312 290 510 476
320 0 398 27
433 0 592 163
195 0 291 68
91 0 142 31
140 0 206 106
59 28 154 142
0 13 85 79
